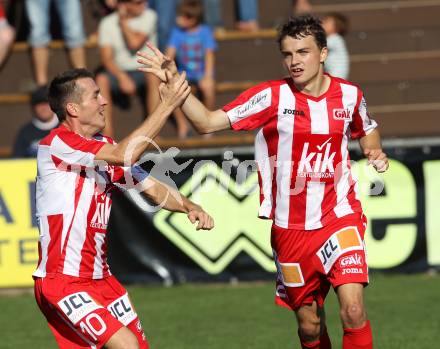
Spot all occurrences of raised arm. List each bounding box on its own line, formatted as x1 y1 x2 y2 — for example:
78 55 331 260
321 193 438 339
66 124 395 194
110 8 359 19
95 73 191 166
143 176 214 230
137 45 231 134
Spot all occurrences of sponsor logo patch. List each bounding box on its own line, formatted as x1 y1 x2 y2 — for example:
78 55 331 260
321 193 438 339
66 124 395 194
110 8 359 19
333 108 352 121
58 292 102 324
293 134 343 182
229 88 271 120
107 293 137 326
342 268 363 275
339 253 363 268
282 108 305 116
279 262 304 287
317 227 363 274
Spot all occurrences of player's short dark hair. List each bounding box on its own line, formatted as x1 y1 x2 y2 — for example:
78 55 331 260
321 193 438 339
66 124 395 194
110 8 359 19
48 68 94 121
177 0 204 25
277 15 327 50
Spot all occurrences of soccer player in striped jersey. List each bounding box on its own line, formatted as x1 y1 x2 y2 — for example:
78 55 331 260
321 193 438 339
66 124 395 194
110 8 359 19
138 14 388 349
33 68 214 349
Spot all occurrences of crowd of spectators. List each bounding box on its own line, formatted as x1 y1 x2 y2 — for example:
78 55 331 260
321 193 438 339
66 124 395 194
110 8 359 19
1 0 351 157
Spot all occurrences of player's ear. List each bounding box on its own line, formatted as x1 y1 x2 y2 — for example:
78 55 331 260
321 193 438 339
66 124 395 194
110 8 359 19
66 102 79 117
320 47 328 64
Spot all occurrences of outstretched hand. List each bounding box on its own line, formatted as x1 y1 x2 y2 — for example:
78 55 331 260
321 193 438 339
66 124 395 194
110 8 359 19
137 43 178 82
187 207 214 231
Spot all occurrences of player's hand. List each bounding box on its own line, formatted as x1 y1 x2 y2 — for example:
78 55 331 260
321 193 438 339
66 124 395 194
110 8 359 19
117 73 136 95
159 71 191 109
187 206 214 230
364 148 389 172
136 43 178 82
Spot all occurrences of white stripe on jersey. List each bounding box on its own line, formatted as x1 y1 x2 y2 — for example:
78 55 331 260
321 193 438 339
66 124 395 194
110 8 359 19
35 217 50 278
93 233 105 279
334 84 358 217
308 98 329 134
275 85 296 228
305 182 326 230
52 135 97 168
63 178 94 276
255 128 273 218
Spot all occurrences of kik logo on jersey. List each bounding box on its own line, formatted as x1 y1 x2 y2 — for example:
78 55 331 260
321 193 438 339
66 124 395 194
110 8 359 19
293 133 343 183
90 193 111 230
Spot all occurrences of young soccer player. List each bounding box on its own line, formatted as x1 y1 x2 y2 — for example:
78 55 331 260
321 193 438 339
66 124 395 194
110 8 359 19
33 68 214 349
138 15 388 349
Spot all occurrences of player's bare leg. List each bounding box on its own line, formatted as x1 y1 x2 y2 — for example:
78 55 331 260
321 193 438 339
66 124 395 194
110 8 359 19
295 301 331 348
105 326 140 349
337 283 372 349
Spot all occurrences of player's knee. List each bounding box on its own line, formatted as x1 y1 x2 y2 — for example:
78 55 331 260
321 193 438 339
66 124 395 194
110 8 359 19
340 302 366 328
298 317 321 342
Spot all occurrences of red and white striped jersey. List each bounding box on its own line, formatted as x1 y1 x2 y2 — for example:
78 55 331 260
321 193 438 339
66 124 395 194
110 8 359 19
223 75 377 230
33 125 149 279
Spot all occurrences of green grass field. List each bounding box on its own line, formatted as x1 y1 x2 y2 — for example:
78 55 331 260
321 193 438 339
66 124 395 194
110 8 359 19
1 273 439 348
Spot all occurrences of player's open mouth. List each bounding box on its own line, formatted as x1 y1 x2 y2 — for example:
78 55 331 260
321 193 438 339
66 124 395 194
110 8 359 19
291 68 304 77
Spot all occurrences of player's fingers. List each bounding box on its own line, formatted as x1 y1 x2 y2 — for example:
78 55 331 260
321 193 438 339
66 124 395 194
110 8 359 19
196 215 204 230
146 42 164 59
187 211 197 224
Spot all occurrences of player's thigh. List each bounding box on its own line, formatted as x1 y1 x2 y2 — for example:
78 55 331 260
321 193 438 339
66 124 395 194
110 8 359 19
104 326 139 349
271 225 330 311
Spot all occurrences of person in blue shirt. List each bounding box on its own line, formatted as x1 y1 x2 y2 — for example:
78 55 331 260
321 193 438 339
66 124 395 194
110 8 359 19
165 0 217 139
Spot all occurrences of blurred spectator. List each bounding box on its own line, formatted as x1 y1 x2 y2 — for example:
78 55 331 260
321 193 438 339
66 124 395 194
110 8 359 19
25 0 86 86
202 0 259 32
322 12 350 79
235 0 259 31
166 0 217 139
293 0 312 14
96 0 160 138
12 86 58 158
149 0 179 51
0 3 15 67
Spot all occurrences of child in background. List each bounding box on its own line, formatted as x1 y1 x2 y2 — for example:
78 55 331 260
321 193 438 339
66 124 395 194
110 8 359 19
321 12 350 79
166 0 217 139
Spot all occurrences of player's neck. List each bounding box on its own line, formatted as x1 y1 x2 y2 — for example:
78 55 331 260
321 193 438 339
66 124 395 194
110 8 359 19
295 71 331 98
62 119 96 139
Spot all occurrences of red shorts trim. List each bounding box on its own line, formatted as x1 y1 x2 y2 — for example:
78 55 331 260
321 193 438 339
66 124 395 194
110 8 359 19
34 274 148 348
271 213 369 311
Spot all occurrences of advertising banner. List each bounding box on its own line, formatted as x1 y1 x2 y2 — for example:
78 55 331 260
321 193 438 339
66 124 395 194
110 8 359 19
1 142 439 287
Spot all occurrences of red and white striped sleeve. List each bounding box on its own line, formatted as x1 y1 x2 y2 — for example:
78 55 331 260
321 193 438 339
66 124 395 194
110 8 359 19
349 90 378 139
50 130 105 168
222 82 277 131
